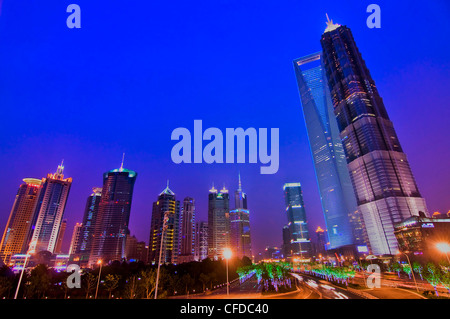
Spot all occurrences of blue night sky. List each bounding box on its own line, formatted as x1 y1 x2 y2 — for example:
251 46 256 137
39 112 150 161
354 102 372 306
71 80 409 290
0 1 449 254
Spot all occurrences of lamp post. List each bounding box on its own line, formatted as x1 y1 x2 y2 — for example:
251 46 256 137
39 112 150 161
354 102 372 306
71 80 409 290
155 212 170 299
398 251 419 293
95 259 103 299
223 248 232 297
14 253 30 299
436 242 450 264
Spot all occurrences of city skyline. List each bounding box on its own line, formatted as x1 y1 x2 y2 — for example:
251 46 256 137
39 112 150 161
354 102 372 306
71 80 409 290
0 1 449 258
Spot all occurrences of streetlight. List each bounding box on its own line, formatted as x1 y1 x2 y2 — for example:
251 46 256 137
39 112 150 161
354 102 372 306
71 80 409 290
14 239 36 299
397 250 419 293
436 242 450 264
223 248 232 297
95 259 103 299
155 212 170 299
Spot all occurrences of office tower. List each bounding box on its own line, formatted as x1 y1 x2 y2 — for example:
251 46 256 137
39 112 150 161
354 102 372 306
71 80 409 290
89 161 137 265
30 162 73 254
0 178 42 265
135 241 148 263
148 182 180 265
293 52 368 250
283 183 312 258
229 174 252 259
125 234 138 260
315 226 327 256
179 197 195 263
73 187 102 265
54 219 67 253
69 222 83 255
194 221 208 261
320 17 428 254
282 225 291 258
207 184 230 260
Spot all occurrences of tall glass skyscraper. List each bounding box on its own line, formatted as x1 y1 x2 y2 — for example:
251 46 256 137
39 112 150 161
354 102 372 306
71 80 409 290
320 18 428 255
72 187 102 266
30 163 72 254
148 182 180 265
283 183 312 258
89 162 137 265
229 174 252 259
0 178 42 264
293 52 368 250
179 196 195 263
207 185 230 260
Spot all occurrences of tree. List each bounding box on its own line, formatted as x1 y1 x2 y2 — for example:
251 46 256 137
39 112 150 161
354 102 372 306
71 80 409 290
423 263 442 296
391 262 402 278
26 264 51 299
402 264 412 279
412 262 424 280
199 273 209 292
180 273 194 296
82 272 97 299
124 275 139 299
139 268 157 299
103 274 120 299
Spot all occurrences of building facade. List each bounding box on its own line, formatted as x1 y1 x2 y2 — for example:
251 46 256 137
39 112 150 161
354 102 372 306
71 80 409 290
179 197 195 263
293 52 368 251
0 178 42 265
229 174 252 259
320 18 428 255
208 185 230 260
283 183 312 259
30 163 72 254
148 182 180 265
89 164 137 265
194 221 208 261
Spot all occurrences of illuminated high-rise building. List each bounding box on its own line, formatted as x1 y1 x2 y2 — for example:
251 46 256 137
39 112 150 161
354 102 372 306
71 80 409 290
207 184 230 260
69 222 83 255
320 17 428 254
0 178 42 265
229 174 252 259
179 197 195 263
30 162 73 254
54 219 67 254
73 187 102 266
293 51 368 250
194 221 208 261
283 183 312 259
148 182 180 265
89 160 137 265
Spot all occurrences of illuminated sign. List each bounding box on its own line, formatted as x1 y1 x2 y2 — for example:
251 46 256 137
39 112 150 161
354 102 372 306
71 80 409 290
357 245 369 253
421 223 435 228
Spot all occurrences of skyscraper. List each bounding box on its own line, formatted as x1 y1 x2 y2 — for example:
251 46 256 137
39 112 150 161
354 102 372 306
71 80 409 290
194 221 208 261
320 17 428 255
207 184 230 260
283 183 312 259
54 219 67 254
293 52 368 250
229 174 252 259
179 197 195 263
0 178 42 265
148 182 180 265
73 187 102 266
30 162 73 254
89 161 137 265
69 222 83 255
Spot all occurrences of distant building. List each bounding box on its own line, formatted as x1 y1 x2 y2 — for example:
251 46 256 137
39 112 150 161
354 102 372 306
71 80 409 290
283 183 312 259
194 221 208 261
89 160 137 266
394 212 450 263
282 225 291 258
229 174 252 259
54 219 67 254
0 178 42 265
71 187 102 266
30 162 72 254
208 185 230 260
125 234 138 260
179 197 195 263
314 226 327 256
148 182 180 265
69 222 83 256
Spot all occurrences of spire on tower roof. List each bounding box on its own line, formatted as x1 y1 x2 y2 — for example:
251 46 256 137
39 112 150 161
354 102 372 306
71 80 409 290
324 13 340 33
